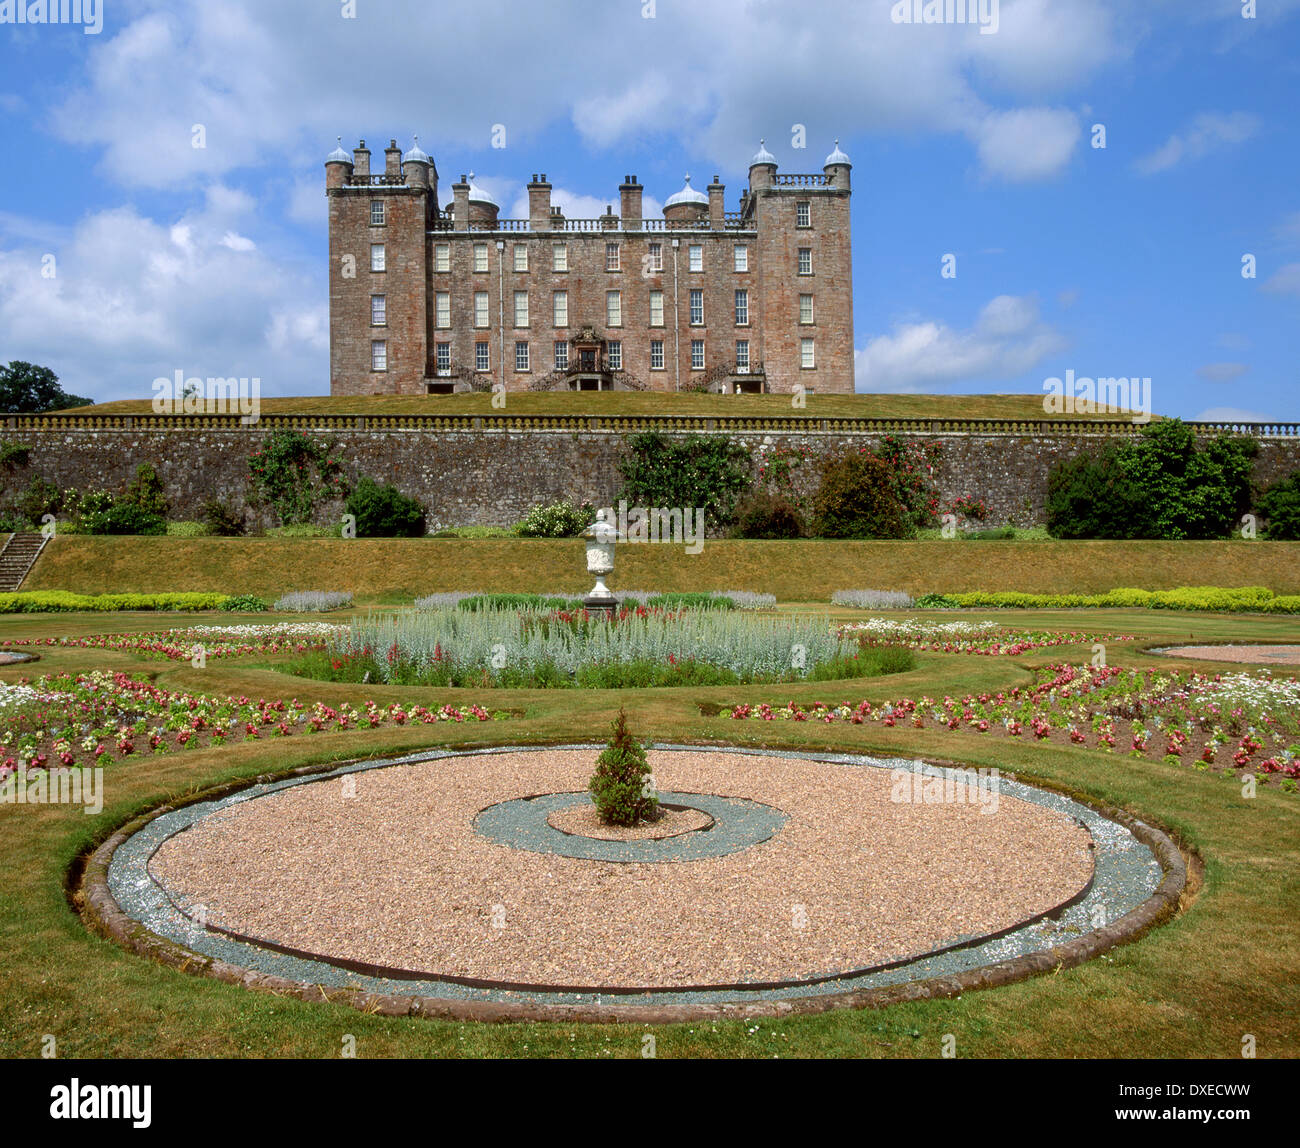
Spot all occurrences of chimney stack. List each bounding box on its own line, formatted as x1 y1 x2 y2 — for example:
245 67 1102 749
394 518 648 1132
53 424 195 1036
708 174 725 229
528 173 552 229
384 139 402 179
620 174 643 227
352 139 371 178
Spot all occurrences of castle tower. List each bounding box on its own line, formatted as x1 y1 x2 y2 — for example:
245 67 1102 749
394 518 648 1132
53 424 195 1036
326 137 431 395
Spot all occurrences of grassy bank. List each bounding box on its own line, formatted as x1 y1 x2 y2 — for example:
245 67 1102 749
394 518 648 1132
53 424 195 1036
22 536 1300 601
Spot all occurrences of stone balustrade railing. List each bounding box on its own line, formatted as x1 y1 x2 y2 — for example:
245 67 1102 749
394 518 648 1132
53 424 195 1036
6 413 1298 437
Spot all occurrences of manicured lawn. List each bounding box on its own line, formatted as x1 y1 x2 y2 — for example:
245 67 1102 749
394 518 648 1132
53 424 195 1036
22 536 1300 600
1 602 1297 1058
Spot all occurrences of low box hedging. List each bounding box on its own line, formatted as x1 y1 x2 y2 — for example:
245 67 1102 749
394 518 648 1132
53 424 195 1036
0 591 251 614
934 586 1293 613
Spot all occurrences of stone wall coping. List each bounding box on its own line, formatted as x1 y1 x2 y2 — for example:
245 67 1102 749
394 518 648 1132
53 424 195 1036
7 414 1299 437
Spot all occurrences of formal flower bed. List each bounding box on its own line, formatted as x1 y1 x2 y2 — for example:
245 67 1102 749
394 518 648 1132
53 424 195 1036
4 622 343 662
0 671 506 778
730 663 1300 791
292 606 906 689
837 618 1139 656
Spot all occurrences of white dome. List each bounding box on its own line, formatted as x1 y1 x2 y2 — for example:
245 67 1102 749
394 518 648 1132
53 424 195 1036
325 136 351 164
466 173 498 207
825 139 851 166
402 135 430 164
664 174 708 207
751 139 776 166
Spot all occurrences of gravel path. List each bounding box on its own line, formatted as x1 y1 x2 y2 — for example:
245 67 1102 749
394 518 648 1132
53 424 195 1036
149 749 1094 989
1156 644 1300 665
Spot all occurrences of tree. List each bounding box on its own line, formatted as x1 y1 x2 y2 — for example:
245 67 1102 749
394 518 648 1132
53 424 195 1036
0 362 91 414
811 450 910 539
588 708 658 826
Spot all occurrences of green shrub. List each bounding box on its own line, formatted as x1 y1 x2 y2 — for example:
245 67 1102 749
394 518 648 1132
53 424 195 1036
81 501 166 536
588 708 658 826
123 462 168 519
617 432 751 531
730 490 806 539
1256 471 1300 540
221 594 269 612
1047 421 1256 539
165 521 208 538
930 586 1280 612
964 526 1017 540
345 476 426 537
646 592 734 611
812 451 909 539
915 593 958 609
201 498 245 537
247 430 347 526
514 499 595 538
0 441 32 469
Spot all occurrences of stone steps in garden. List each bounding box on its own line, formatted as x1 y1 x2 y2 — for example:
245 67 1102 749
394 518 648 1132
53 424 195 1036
0 532 50 591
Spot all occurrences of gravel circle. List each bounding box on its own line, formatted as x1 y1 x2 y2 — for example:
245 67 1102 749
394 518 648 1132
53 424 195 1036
1151 644 1300 665
148 748 1094 991
547 802 713 841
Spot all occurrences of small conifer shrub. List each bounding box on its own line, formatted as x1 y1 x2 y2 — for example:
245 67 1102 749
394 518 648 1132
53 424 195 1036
588 708 659 826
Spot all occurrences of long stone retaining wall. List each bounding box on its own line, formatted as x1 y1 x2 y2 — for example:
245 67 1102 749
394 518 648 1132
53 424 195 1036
3 413 1298 530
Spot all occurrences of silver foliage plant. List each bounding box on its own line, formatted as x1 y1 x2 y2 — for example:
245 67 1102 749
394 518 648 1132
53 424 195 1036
337 607 851 683
831 589 915 609
273 591 355 612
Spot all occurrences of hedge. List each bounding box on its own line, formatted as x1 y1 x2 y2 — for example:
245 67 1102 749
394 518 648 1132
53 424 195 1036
932 586 1299 613
0 591 250 614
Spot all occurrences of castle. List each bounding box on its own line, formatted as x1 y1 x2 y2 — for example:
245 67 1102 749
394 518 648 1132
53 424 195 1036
325 137 854 396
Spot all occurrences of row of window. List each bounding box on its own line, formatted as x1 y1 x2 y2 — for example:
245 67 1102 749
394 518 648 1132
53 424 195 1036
367 242 815 276
373 338 816 373
369 199 815 232
369 290 816 329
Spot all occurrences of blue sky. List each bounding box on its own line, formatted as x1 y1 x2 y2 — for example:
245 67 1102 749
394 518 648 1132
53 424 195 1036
0 0 1297 419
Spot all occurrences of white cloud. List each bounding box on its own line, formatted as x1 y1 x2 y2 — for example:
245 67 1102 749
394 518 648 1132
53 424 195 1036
969 107 1081 182
855 293 1068 391
1193 407 1278 423
1134 111 1260 176
505 186 665 223
1261 262 1300 295
1195 362 1248 383
0 200 324 402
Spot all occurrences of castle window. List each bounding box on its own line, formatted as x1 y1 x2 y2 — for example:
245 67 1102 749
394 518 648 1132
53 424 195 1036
734 245 748 272
514 341 530 372
798 247 812 275
553 243 568 272
688 245 703 272
553 290 568 328
370 244 385 272
435 292 451 329
474 243 489 273
514 244 528 273
370 201 386 227
801 338 815 368
689 289 703 325
474 291 489 328
434 243 450 272
647 242 663 272
691 340 705 370
799 294 814 324
606 290 622 327
608 340 622 370
736 340 750 372
734 289 748 326
370 294 386 326
649 290 664 327
605 243 621 271
554 341 569 370
434 343 451 375
650 340 665 370
371 340 387 371
475 341 490 372
796 201 810 228
513 290 529 327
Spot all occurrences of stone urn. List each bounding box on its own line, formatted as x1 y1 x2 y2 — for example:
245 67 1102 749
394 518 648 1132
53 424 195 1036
582 508 618 617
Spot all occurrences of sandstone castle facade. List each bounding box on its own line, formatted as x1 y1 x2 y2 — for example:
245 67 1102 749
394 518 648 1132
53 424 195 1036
326 137 854 396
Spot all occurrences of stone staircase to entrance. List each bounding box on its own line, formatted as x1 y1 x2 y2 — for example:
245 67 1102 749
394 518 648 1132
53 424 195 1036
0 532 49 591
